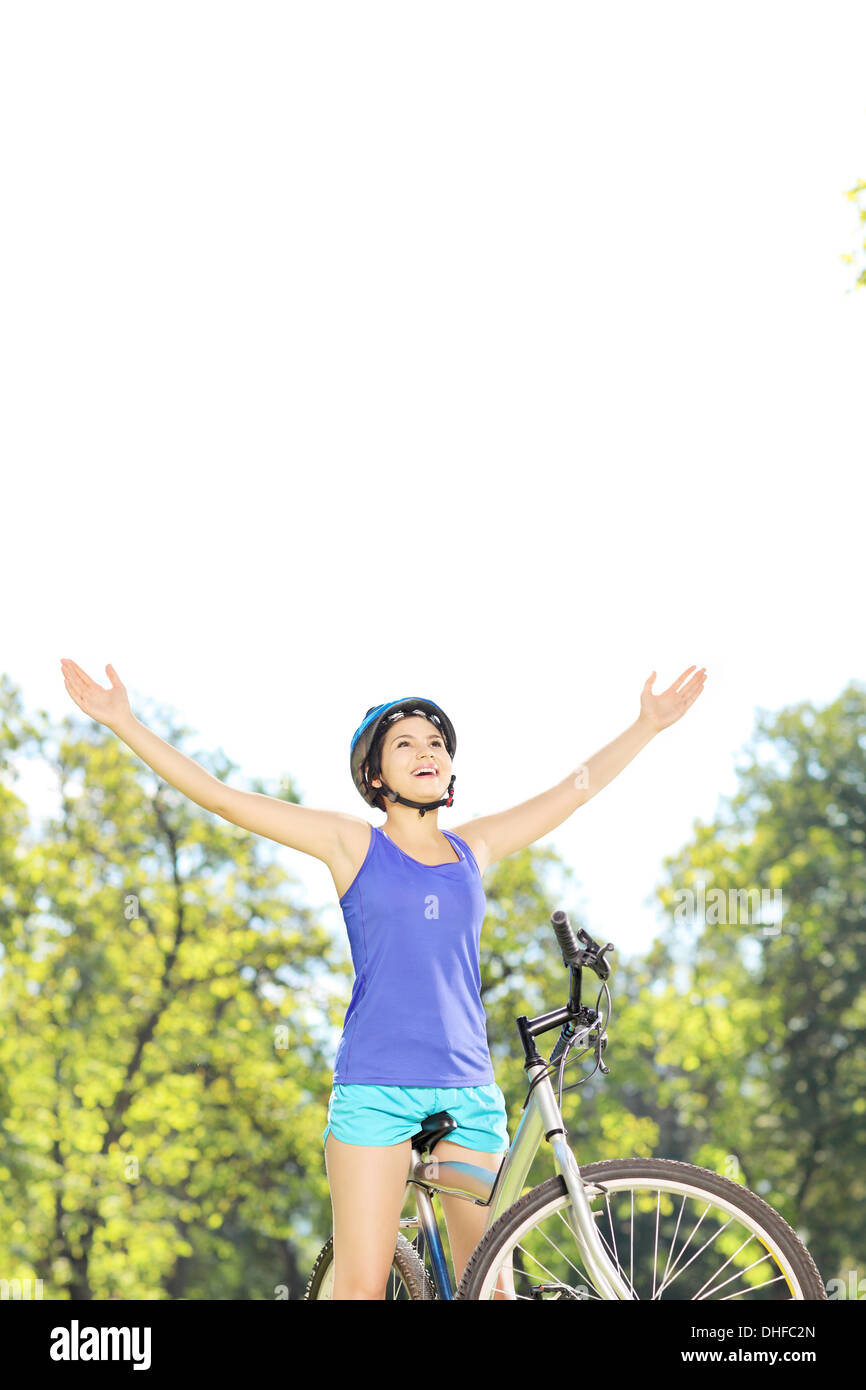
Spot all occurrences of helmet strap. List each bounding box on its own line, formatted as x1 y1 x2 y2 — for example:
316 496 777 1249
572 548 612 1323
376 774 456 817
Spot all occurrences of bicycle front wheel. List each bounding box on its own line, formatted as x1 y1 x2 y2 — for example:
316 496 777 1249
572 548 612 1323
456 1158 827 1301
303 1232 437 1300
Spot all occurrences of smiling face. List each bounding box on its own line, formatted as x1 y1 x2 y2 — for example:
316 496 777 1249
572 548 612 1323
366 714 452 810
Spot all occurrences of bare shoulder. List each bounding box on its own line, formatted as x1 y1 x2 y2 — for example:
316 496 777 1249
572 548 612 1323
327 814 374 900
332 813 373 858
448 821 491 875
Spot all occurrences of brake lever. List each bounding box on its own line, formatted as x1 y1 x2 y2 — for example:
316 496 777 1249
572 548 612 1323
576 941 615 980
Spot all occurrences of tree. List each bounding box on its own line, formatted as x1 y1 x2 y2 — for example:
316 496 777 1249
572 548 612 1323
473 682 866 1289
0 678 346 1299
636 681 866 1286
842 175 866 290
4 673 862 1298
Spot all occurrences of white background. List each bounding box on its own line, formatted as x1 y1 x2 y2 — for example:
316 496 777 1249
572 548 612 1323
3 1 864 956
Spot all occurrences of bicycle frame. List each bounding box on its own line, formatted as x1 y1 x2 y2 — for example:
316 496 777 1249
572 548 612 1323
318 914 822 1302
403 1012 634 1300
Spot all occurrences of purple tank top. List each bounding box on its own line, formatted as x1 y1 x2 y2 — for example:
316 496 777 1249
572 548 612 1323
332 824 495 1086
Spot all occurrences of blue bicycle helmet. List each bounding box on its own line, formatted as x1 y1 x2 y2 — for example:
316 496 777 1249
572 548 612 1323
350 697 456 816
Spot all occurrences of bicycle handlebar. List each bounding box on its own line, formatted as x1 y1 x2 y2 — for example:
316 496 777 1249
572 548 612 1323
550 909 614 981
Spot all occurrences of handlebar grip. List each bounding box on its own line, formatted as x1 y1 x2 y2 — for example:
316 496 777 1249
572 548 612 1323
551 909 584 967
551 909 615 979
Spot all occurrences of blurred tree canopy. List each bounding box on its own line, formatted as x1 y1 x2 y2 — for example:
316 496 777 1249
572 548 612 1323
1 674 864 1297
842 174 866 290
470 685 866 1294
0 674 344 1299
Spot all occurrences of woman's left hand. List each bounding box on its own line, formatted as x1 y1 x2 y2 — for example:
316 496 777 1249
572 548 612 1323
639 666 707 732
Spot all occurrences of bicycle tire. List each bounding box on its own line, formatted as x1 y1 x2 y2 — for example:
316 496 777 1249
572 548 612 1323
303 1232 438 1300
456 1158 827 1301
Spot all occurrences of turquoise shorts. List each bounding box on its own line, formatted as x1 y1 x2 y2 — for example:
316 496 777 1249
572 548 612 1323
322 1082 510 1153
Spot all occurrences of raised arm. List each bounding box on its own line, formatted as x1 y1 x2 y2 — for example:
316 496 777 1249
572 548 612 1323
453 666 707 869
59 658 351 863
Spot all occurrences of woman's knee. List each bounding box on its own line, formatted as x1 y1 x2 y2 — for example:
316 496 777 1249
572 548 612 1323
331 1266 391 1300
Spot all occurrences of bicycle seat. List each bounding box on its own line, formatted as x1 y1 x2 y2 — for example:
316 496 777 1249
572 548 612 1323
410 1110 458 1153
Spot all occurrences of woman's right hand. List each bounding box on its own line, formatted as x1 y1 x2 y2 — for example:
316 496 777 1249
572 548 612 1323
60 659 132 731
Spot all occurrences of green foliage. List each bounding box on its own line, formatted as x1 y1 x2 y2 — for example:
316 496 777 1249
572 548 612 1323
473 683 866 1287
2 675 863 1297
0 682 346 1299
621 682 866 1285
842 176 866 290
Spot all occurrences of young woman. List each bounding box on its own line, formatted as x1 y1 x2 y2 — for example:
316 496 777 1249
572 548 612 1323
59 659 706 1299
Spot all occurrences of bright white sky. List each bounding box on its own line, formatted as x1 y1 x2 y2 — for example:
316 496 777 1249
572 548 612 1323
3 2 865 962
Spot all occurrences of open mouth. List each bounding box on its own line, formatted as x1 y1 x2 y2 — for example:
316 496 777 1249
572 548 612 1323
412 768 439 778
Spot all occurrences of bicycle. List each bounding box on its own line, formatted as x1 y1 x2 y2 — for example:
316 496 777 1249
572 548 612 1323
304 909 828 1300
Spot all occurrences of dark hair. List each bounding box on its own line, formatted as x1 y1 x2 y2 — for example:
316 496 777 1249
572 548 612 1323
363 727 387 813
365 757 387 813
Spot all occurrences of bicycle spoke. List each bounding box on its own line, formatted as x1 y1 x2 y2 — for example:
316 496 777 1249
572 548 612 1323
595 1211 639 1300
497 1211 605 1300
463 1166 819 1302
691 1235 761 1300
589 1182 799 1302
509 1236 581 1292
549 1209 597 1282
653 1199 713 1294
495 1191 788 1304
603 1194 626 1288
654 1206 735 1298
658 1192 689 1294
720 1273 790 1299
696 1250 777 1301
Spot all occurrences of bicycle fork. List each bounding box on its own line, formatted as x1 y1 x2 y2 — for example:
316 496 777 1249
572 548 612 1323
527 1062 634 1301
